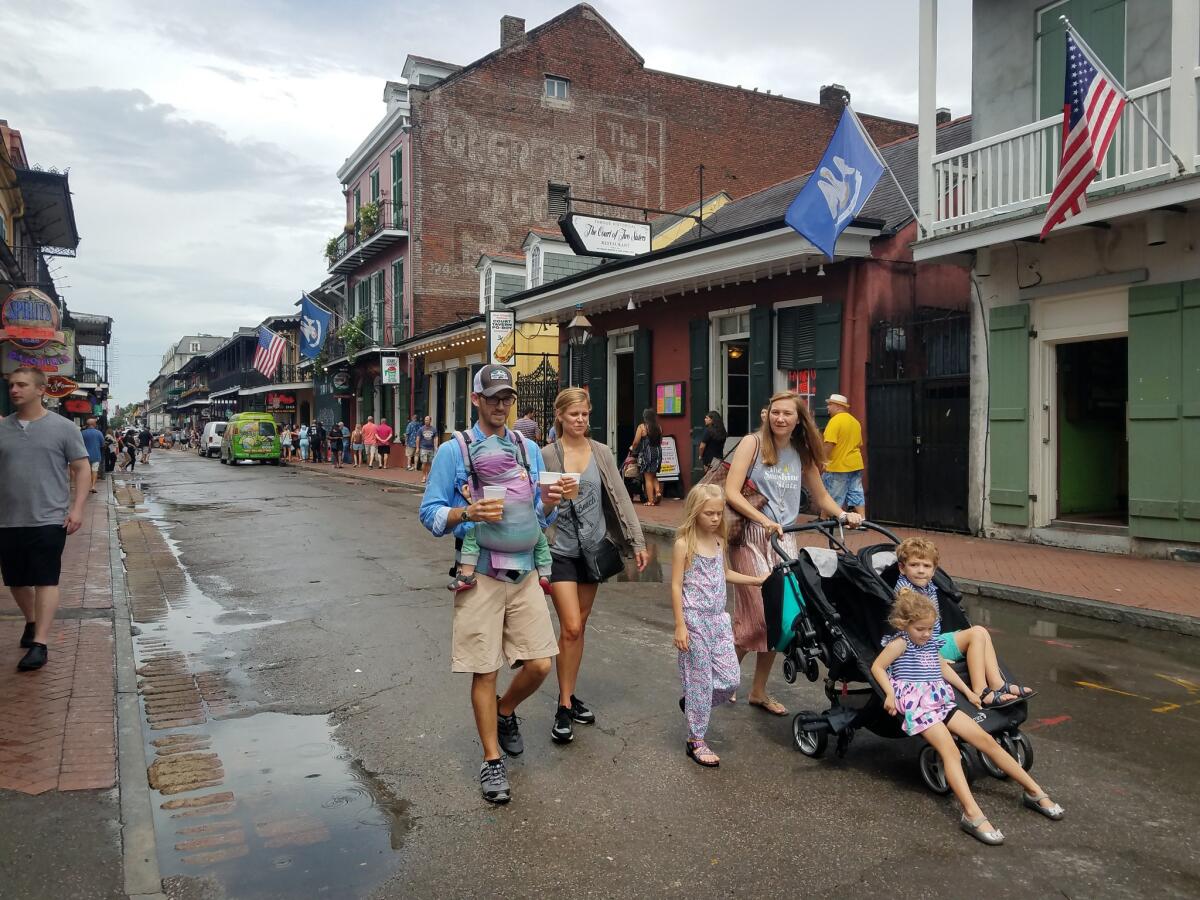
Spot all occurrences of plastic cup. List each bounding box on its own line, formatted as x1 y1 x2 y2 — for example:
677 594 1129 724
562 472 581 498
482 485 507 503
539 471 562 485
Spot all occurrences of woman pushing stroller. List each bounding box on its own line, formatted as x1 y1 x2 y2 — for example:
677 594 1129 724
871 590 1064 845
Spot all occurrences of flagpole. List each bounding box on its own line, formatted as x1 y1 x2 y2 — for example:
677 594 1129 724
1061 16 1185 175
846 103 928 238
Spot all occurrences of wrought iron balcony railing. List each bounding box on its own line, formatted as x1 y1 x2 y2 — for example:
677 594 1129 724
325 201 407 272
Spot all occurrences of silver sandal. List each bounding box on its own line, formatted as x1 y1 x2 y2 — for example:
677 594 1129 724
1023 792 1064 820
960 814 1004 845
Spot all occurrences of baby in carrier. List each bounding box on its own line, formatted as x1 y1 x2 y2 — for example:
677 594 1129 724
446 429 553 597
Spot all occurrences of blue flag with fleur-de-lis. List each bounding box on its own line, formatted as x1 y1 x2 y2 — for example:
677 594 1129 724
784 106 885 260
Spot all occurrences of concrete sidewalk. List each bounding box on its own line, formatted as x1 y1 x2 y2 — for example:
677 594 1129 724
289 456 1200 633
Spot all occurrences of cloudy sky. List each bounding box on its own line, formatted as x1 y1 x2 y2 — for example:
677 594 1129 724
1 0 970 405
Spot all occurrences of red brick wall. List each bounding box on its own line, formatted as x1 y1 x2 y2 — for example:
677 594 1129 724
408 5 914 335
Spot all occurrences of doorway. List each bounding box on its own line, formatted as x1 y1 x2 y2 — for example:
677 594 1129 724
1055 338 1128 527
722 341 751 437
614 352 635 454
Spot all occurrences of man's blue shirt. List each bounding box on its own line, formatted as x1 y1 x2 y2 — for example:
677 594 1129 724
81 427 104 463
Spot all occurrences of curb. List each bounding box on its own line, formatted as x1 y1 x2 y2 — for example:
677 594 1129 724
107 486 166 900
288 461 426 495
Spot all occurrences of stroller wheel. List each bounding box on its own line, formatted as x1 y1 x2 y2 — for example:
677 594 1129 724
792 712 828 758
1001 731 1034 773
919 743 975 795
804 657 820 683
782 656 798 684
978 746 1008 780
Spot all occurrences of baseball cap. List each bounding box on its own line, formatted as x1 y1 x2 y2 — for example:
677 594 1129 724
473 364 516 397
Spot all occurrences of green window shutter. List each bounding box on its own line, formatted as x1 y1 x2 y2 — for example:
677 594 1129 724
353 188 361 218
690 317 710 483
391 260 405 341
391 149 404 209
587 335 608 443
413 358 426 419
370 170 380 203
1038 1 1125 118
360 377 374 420
374 271 385 341
455 368 468 430
1127 282 1196 540
987 304 1031 526
777 304 816 370
560 341 571 391
396 370 410 424
749 305 772 418
813 301 842 426
633 329 652 418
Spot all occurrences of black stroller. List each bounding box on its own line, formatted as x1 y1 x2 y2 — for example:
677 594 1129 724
762 520 1034 794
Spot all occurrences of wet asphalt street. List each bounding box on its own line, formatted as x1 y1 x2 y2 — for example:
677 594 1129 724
122 452 1200 899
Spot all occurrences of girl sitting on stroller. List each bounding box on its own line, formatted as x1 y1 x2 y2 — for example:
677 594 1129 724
871 590 1064 845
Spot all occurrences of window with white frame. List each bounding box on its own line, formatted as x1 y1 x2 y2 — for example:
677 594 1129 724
189 341 201 353
544 76 569 100
530 244 543 287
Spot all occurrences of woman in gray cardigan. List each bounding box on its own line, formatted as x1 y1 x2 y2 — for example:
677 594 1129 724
542 387 648 746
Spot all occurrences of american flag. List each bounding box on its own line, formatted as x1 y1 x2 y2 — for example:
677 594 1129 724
253 325 286 378
1040 31 1126 239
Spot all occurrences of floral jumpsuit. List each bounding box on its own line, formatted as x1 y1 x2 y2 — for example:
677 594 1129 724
678 548 741 739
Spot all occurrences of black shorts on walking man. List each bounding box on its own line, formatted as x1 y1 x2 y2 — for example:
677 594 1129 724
0 367 92 671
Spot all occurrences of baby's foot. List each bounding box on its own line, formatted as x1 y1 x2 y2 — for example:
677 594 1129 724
447 573 477 594
539 576 553 598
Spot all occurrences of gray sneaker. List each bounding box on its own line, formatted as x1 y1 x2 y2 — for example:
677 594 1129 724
480 758 511 804
497 698 524 756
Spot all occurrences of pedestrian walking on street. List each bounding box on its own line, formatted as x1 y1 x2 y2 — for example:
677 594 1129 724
821 393 866 519
541 388 648 746
671 484 766 767
350 423 364 467
376 417 394 469
630 408 663 506
297 423 309 461
122 430 138 473
328 421 346 469
513 407 541 444
725 391 862 717
404 414 420 470
418 363 565 805
417 415 438 483
361 416 378 469
0 367 92 672
104 429 118 473
313 422 326 463
139 425 153 464
81 417 105 494
871 590 1064 846
280 424 293 461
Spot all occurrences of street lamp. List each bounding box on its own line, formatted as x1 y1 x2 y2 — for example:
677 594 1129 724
565 306 591 387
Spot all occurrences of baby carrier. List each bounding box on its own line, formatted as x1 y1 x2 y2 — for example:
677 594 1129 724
452 428 540 573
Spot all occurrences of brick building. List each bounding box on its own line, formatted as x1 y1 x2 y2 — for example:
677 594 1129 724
317 2 914 427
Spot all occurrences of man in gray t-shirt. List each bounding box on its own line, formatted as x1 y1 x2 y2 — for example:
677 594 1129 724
0 367 91 671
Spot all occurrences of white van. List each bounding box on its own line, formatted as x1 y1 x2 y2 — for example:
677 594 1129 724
198 421 228 458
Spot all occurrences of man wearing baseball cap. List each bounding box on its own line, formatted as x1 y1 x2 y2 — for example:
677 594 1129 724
418 363 564 804
821 393 866 519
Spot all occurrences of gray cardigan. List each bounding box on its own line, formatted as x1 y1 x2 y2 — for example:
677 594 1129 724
542 440 647 554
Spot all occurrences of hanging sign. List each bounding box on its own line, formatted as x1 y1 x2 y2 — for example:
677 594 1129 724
45 375 79 398
331 371 354 397
0 288 65 347
265 392 296 411
3 327 75 376
487 311 516 365
559 213 650 259
63 398 93 414
382 356 401 384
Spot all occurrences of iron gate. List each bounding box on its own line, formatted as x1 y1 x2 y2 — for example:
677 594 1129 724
516 356 559 441
866 309 971 532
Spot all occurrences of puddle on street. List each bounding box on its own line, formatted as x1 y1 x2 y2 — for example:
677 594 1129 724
150 712 411 898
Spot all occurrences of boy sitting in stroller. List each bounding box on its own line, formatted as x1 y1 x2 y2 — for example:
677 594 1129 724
894 538 1036 709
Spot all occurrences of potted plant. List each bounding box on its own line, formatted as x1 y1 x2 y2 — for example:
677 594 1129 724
324 237 340 264
357 201 380 238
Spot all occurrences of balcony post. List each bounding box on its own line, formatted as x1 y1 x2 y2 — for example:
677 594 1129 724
1170 0 1198 172
917 0 938 231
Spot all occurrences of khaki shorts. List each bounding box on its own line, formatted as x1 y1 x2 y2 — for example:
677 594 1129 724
451 572 558 673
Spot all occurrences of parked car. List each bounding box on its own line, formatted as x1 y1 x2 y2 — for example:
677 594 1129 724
199 421 228 458
220 413 281 465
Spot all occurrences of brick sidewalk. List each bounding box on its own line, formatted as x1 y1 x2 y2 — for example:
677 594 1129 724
291 457 1200 622
0 490 116 795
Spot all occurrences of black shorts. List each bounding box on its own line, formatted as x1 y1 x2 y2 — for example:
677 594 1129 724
0 525 68 587
550 552 601 585
378 444 390 455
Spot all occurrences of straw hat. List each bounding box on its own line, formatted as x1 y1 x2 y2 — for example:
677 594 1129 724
826 393 850 408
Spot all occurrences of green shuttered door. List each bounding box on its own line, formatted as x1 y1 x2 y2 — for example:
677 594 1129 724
690 317 710 483
454 368 468 430
814 301 842 426
633 329 652 417
588 335 608 443
749 306 772 419
988 304 1030 526
1128 281 1200 542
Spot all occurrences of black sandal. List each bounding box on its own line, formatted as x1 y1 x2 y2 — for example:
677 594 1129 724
1002 681 1037 701
686 739 719 767
980 688 1020 709
447 573 477 594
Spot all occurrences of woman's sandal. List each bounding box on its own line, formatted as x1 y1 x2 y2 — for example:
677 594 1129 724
1022 792 1064 820
446 573 477 594
748 696 787 716
960 814 1004 845
980 688 1021 709
686 739 719 767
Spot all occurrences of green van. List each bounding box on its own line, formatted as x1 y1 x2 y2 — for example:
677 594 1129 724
219 412 281 465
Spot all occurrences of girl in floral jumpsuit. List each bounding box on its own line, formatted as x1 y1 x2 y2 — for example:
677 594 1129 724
671 484 767 767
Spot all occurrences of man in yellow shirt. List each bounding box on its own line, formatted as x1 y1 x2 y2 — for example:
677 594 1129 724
821 393 865 518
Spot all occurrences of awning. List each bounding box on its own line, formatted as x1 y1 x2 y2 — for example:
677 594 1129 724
208 387 240 398
15 168 80 253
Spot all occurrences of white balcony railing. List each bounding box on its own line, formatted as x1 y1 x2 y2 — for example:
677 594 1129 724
931 77 1184 233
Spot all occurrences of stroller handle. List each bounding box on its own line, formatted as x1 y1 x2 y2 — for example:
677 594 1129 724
769 519 903 565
